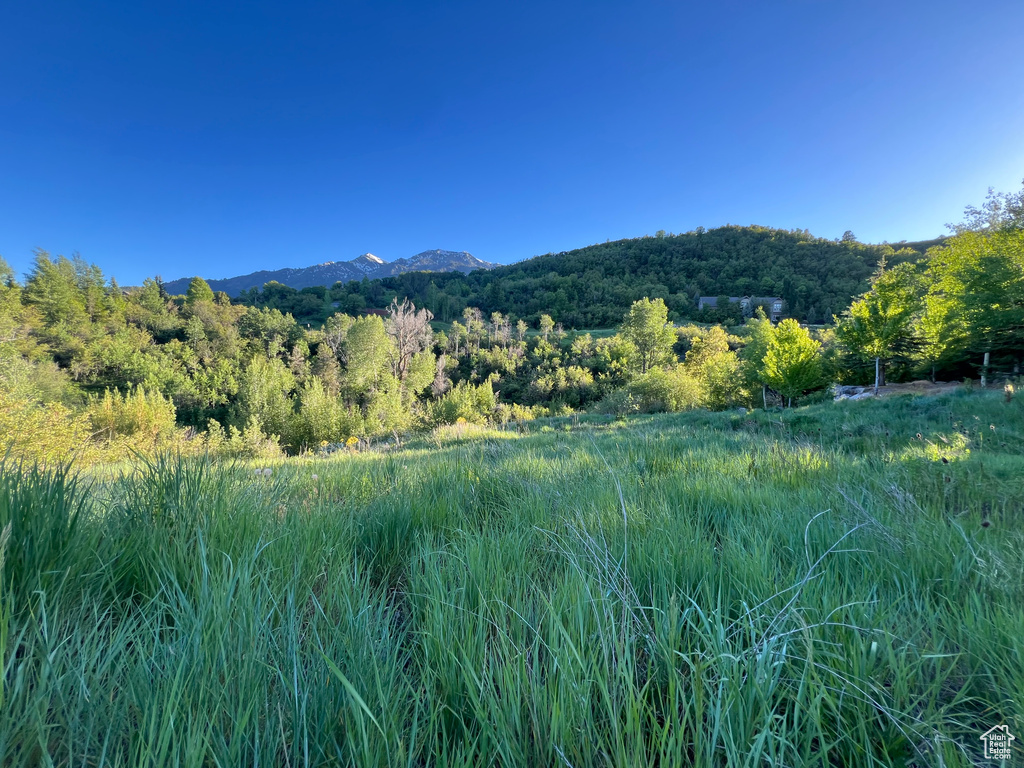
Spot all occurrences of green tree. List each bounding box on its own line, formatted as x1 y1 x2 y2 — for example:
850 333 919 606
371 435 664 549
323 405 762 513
0 256 23 345
683 325 743 408
683 325 730 369
619 297 677 374
739 310 775 407
385 298 434 381
345 315 391 395
23 251 87 327
237 306 300 356
917 291 959 381
321 312 355 359
405 350 436 397
923 227 1024 379
233 355 295 439
364 375 412 435
291 376 352 449
763 319 823 406
310 347 342 396
835 260 921 391
185 277 215 306
950 180 1024 234
538 314 555 342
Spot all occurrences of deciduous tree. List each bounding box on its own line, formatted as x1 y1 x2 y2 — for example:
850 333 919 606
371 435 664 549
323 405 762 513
763 319 823 406
385 298 434 382
835 259 921 391
620 297 677 374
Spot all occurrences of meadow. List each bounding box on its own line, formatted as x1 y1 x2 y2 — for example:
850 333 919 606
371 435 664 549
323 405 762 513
1 389 1022 767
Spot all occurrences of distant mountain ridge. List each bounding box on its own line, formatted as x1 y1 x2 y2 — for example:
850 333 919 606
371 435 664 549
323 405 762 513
163 249 497 297
296 226 944 327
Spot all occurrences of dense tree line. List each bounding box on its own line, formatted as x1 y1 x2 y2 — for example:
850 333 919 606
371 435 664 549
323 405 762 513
0 184 1019 462
835 184 1024 388
237 225 937 328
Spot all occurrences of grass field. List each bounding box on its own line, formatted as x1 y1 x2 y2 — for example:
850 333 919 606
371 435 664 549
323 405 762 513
1 390 1022 766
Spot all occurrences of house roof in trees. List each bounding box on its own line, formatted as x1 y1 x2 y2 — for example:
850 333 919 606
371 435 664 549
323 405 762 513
697 295 785 320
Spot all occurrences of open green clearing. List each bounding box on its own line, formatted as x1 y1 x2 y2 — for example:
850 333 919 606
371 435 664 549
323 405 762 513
2 390 1022 766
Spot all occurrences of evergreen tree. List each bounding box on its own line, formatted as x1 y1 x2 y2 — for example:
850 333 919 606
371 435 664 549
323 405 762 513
185 276 215 306
24 251 88 326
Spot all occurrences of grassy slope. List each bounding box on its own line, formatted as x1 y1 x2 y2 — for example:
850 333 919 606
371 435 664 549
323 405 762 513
1 390 1022 766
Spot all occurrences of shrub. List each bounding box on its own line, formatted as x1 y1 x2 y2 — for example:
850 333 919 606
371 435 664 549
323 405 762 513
204 414 283 460
0 390 94 465
598 367 704 414
288 378 362 451
696 351 746 409
89 386 177 445
428 380 497 425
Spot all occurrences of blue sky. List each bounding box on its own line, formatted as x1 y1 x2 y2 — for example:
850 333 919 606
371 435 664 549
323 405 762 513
2 0 1023 285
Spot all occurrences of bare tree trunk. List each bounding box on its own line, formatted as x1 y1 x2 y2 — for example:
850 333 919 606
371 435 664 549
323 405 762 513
874 357 881 394
762 384 768 410
982 351 990 389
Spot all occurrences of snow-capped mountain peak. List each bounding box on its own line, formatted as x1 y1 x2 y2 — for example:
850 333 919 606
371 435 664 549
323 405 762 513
163 249 497 297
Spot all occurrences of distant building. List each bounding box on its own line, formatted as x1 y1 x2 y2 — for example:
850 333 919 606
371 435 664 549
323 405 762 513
697 295 785 322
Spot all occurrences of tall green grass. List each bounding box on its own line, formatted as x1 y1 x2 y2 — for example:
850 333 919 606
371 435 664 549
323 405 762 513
1 390 1021 766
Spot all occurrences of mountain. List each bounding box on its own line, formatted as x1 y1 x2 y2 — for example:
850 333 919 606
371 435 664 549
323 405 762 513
162 250 496 297
377 249 496 277
308 226 942 326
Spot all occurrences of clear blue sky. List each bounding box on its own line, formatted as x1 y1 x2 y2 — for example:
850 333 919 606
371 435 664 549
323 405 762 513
2 0 1023 285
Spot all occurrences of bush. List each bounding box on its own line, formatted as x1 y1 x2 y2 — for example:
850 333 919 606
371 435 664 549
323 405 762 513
0 390 94 465
204 415 283 460
86 386 182 461
89 386 177 444
598 367 704 414
288 378 362 451
428 380 497 425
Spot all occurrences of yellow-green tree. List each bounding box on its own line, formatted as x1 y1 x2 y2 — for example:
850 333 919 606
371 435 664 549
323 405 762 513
763 319 823 407
185 276 215 306
619 297 677 375
345 315 392 395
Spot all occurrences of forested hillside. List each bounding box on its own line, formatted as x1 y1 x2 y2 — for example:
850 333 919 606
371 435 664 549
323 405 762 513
1 184 1019 462
238 226 939 327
